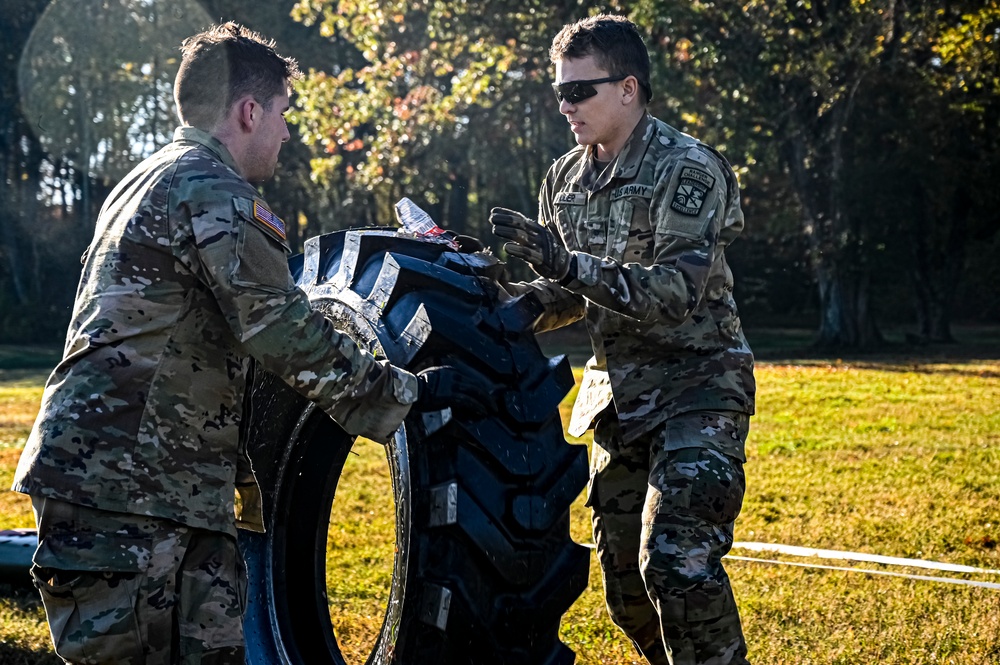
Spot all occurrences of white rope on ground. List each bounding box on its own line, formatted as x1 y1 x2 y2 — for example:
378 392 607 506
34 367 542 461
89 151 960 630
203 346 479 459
725 555 1000 590
579 540 1000 589
731 541 1000 575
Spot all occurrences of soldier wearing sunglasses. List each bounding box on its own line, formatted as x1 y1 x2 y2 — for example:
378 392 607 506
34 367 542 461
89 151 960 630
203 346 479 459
491 14 756 665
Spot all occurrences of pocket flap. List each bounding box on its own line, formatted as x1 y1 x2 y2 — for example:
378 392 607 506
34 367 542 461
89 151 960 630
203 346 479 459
33 532 151 573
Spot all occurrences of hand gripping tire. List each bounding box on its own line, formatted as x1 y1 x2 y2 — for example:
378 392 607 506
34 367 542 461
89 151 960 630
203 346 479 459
240 229 590 665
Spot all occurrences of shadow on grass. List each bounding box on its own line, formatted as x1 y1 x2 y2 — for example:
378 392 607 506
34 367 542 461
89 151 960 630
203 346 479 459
0 643 60 665
538 322 1000 367
748 325 1000 363
0 346 61 372
0 583 59 665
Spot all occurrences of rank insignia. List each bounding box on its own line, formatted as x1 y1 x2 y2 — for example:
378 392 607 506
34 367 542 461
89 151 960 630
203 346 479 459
253 200 286 240
669 167 716 216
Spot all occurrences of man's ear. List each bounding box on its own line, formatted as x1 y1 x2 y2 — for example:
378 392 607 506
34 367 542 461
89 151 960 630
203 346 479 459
622 76 640 105
234 96 258 132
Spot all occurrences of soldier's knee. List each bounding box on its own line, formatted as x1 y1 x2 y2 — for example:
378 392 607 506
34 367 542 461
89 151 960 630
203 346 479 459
641 547 707 591
639 532 738 626
640 521 732 588
648 576 739 628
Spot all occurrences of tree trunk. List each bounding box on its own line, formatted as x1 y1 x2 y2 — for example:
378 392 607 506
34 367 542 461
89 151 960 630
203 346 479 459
905 172 973 344
782 90 881 350
0 148 29 305
816 260 882 348
446 170 470 235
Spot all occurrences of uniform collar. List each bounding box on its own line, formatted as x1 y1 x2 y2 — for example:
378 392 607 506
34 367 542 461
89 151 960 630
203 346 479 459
568 113 655 191
613 113 655 180
173 126 241 174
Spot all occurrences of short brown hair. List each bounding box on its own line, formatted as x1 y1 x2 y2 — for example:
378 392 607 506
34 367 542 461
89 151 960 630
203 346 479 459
174 22 300 129
550 14 652 103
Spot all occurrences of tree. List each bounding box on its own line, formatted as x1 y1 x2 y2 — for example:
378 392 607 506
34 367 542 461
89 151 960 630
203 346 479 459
289 0 573 242
1 0 372 342
620 0 908 347
882 2 1000 342
622 0 1000 346
18 0 211 221
0 0 213 341
0 0 51 330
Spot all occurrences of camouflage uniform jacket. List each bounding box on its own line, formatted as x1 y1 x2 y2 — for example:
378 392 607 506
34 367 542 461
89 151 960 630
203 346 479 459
12 127 418 536
516 114 755 444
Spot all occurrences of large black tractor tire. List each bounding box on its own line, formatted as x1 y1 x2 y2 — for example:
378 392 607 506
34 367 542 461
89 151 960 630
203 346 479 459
240 229 590 665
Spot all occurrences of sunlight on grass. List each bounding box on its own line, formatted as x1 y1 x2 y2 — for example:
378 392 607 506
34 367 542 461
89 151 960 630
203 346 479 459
0 370 46 452
326 437 395 662
561 358 1000 664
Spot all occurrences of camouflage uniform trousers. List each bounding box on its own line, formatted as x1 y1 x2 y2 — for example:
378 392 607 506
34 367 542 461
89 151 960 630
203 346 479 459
29 496 246 665
587 410 750 665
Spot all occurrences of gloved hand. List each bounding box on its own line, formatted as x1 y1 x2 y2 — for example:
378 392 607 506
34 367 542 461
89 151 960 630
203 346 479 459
490 207 573 282
414 365 492 416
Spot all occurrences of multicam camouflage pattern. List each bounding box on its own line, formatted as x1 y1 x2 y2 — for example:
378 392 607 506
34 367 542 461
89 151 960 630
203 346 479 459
514 113 755 444
589 411 750 665
30 497 246 664
12 126 417 536
500 112 755 663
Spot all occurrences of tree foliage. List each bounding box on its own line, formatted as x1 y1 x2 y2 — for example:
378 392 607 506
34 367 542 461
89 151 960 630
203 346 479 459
0 0 212 341
19 0 211 202
609 0 1000 347
289 0 571 235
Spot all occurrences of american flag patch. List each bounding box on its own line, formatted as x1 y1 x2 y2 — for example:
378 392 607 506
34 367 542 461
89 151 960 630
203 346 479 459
253 200 286 240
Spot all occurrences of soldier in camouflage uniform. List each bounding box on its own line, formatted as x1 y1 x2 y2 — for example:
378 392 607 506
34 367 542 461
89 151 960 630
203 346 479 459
491 15 756 665
13 22 483 665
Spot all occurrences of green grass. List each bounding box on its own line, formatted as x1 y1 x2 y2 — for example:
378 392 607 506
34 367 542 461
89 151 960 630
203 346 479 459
1 331 999 664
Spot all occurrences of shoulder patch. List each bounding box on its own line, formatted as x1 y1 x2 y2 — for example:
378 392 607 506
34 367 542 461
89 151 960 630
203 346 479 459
669 167 716 217
234 196 289 249
252 200 286 240
555 191 586 206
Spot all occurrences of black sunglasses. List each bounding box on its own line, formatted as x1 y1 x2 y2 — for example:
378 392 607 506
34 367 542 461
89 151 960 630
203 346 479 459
552 76 626 104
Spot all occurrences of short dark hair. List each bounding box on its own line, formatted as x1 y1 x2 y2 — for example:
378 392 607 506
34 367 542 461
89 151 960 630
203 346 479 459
174 22 300 129
549 14 652 104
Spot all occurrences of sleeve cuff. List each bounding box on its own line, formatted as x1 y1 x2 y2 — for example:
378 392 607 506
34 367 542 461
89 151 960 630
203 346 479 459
390 365 420 405
562 251 601 288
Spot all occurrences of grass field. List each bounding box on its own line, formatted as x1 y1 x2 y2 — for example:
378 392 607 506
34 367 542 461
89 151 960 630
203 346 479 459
0 330 999 664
